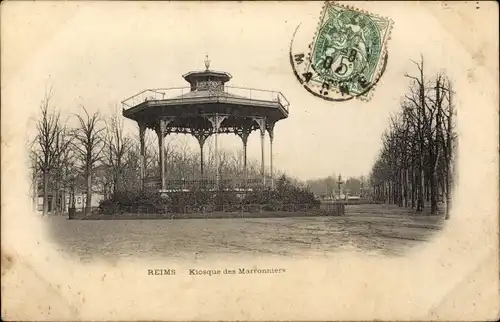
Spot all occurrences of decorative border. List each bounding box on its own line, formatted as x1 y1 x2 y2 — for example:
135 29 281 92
304 1 394 101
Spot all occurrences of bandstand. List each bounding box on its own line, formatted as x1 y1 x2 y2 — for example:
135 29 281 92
121 57 289 192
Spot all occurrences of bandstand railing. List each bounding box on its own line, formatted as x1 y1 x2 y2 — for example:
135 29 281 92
121 86 290 113
144 176 273 191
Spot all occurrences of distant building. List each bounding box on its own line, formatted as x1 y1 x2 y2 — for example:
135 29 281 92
36 192 104 213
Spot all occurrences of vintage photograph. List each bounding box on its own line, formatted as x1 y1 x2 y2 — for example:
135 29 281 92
29 2 455 261
2 1 498 320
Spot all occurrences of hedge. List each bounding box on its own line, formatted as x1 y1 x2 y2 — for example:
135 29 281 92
99 175 320 214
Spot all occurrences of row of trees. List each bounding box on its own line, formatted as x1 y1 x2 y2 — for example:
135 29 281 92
29 90 284 216
30 90 136 216
369 57 457 218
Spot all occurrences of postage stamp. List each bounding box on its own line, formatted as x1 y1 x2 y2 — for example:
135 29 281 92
290 1 393 101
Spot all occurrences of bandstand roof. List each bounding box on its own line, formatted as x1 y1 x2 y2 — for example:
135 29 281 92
182 70 232 84
122 91 289 131
122 65 289 132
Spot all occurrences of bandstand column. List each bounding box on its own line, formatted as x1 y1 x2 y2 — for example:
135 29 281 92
192 130 210 177
207 114 227 189
236 127 251 187
267 123 275 189
199 137 206 177
253 117 266 185
260 130 265 181
156 118 172 192
138 121 146 190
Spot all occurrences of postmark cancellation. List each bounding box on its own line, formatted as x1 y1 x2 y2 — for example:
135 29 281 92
290 1 393 101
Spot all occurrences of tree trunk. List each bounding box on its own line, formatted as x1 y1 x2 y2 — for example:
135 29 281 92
431 84 441 215
445 170 451 219
86 164 92 215
417 57 426 213
70 184 76 208
428 148 436 215
426 172 430 203
404 168 409 207
54 181 59 215
386 181 389 204
385 181 389 204
445 81 453 220
61 188 67 214
389 180 394 205
399 169 404 207
411 164 416 208
115 169 122 194
417 167 424 212
32 169 38 212
42 171 49 216
430 170 438 215
395 178 399 205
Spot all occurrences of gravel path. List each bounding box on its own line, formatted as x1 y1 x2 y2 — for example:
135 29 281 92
45 204 445 262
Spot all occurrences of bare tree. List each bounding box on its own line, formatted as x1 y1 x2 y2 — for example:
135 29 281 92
103 107 132 194
59 138 79 212
34 91 70 216
404 56 428 212
72 106 105 213
439 78 456 219
51 124 74 215
28 145 39 212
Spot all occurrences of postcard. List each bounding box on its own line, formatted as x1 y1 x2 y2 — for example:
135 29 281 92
1 1 499 320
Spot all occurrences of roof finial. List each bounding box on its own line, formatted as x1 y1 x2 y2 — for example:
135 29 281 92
204 54 210 71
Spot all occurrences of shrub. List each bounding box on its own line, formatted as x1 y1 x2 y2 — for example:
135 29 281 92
242 175 320 209
99 190 166 214
98 175 320 214
99 199 121 214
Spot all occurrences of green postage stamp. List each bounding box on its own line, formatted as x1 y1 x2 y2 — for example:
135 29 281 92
290 1 393 101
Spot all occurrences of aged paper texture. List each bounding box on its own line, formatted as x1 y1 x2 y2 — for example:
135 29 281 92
1 1 499 321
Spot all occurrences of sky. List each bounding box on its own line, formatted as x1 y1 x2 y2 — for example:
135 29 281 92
2 1 497 181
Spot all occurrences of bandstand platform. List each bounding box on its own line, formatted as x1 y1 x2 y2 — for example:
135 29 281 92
122 57 289 192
